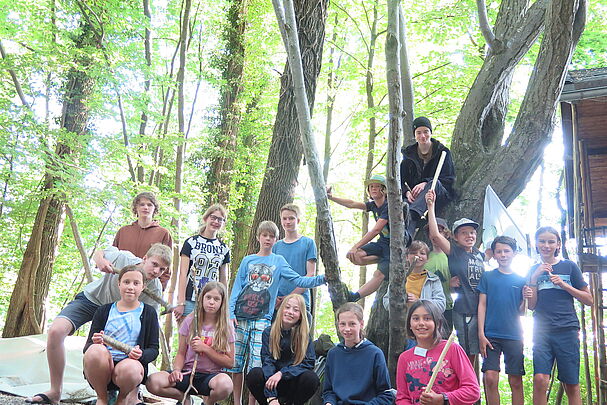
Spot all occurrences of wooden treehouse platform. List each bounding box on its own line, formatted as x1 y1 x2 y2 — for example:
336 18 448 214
561 67 607 405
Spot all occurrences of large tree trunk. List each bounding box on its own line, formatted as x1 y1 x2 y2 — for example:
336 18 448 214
246 0 328 253
446 0 585 225
206 0 249 207
274 0 345 308
3 22 98 337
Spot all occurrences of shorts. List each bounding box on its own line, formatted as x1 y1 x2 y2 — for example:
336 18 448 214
361 240 390 278
173 372 218 395
452 312 479 355
533 328 580 384
85 358 147 391
184 300 196 317
226 318 271 373
56 292 100 334
481 337 525 375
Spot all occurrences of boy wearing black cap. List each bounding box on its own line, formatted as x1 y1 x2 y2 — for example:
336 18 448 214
426 190 485 367
400 116 456 236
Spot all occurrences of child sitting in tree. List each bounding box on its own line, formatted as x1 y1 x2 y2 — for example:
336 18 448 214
327 174 410 303
82 265 160 405
383 240 446 313
228 220 326 405
477 236 530 405
146 281 234 405
246 294 319 405
322 303 395 405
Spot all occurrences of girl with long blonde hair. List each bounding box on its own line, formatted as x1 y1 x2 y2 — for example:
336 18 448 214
246 294 319 405
146 282 234 405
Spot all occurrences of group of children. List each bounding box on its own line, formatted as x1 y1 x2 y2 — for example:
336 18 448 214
27 116 593 405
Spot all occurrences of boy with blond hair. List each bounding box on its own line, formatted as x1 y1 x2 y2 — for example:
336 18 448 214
228 221 326 405
272 203 317 311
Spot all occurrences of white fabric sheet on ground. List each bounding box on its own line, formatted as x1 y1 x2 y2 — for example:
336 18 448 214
0 334 159 403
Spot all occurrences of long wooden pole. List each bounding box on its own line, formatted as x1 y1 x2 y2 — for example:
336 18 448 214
420 151 447 220
424 331 456 393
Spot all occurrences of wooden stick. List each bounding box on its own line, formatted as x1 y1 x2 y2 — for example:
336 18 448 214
424 330 456 393
102 335 134 355
430 151 447 191
420 151 447 220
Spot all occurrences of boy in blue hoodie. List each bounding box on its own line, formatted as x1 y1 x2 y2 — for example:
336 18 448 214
323 302 394 405
228 220 326 405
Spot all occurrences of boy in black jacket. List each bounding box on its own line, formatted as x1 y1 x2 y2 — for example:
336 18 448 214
400 116 456 236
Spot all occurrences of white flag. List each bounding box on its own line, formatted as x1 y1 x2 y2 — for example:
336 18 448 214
483 185 528 254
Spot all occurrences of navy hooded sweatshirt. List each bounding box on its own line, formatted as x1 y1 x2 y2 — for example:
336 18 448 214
322 339 394 405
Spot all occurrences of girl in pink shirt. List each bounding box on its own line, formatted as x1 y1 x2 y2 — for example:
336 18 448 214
396 300 480 405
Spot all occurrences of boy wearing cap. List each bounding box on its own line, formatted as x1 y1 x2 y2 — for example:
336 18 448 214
401 116 456 236
426 190 485 366
424 217 454 336
327 174 408 301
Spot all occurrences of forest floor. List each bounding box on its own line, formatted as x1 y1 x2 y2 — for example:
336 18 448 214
0 393 88 405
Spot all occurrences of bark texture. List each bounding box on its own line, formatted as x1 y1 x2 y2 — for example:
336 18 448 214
206 0 249 206
3 22 98 337
446 0 585 225
246 0 328 254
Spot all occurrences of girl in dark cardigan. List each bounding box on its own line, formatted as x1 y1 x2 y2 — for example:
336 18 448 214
83 265 159 405
246 294 319 405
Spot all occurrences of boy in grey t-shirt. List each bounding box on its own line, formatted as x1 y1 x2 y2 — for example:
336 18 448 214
25 243 171 405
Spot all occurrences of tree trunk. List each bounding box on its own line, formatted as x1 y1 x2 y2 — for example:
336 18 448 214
385 0 408 380
398 5 414 133
274 0 345 308
206 0 249 207
162 0 192 369
359 0 381 307
246 0 328 253
3 22 98 337
445 0 585 227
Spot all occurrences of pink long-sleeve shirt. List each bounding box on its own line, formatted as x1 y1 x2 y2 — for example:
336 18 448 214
396 340 480 405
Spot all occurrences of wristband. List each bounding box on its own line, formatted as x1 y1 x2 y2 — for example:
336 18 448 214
528 284 537 287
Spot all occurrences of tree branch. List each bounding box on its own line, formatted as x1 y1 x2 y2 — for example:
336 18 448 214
0 40 30 108
476 0 496 47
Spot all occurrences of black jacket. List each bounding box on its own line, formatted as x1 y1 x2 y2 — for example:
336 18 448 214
84 302 159 375
400 138 456 200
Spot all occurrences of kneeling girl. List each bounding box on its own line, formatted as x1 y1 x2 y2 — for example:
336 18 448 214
83 265 160 405
247 293 319 405
146 281 234 405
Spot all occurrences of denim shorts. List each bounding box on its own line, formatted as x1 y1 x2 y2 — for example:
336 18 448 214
56 292 100 334
533 328 580 384
174 372 219 395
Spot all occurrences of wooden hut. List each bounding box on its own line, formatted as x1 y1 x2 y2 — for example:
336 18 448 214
561 67 607 404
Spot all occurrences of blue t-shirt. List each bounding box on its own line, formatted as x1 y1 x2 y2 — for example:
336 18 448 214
229 253 325 321
365 200 390 242
527 259 587 330
272 236 317 308
104 302 144 360
477 269 525 340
